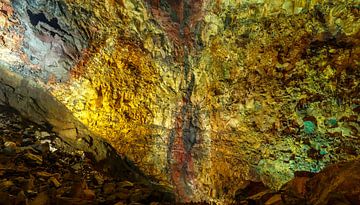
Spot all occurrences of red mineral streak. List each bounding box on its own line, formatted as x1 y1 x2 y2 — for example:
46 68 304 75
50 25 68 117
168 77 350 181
146 0 204 59
170 99 196 202
149 1 202 200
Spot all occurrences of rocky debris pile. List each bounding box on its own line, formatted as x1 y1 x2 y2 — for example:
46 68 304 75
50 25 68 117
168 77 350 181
235 159 360 205
0 105 174 205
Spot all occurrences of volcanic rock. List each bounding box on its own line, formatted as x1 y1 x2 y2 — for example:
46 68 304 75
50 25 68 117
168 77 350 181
0 0 359 203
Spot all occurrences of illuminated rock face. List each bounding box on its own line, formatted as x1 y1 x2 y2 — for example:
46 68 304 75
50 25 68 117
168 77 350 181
0 0 360 203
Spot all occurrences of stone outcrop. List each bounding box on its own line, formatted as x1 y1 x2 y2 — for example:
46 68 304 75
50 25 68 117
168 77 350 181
280 159 360 205
235 159 360 204
0 0 359 203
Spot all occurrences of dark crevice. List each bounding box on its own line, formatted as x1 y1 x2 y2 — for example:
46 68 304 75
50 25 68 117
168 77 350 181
26 9 68 36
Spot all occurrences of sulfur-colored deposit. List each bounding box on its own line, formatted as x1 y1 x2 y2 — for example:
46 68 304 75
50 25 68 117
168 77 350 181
0 0 359 204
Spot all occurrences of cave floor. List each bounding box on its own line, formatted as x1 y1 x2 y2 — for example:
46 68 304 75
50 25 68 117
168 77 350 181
0 105 177 205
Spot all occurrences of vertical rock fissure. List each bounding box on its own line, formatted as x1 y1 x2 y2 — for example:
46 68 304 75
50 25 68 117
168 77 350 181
169 71 199 199
167 0 201 202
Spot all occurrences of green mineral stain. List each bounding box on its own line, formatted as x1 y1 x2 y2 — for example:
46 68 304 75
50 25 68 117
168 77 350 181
254 101 262 111
223 68 230 79
310 166 320 173
304 121 316 134
326 118 337 127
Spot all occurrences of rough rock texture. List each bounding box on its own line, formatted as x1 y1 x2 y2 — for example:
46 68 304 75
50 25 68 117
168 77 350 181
279 159 360 205
235 159 360 204
305 159 360 205
0 105 175 205
0 0 360 203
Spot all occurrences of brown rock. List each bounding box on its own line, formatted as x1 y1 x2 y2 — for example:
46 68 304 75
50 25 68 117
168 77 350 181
4 141 16 148
13 177 27 189
3 141 17 154
26 175 35 190
29 192 49 205
281 176 309 204
24 153 43 165
115 188 130 200
93 173 104 185
235 181 268 201
265 194 283 205
15 191 27 205
48 177 61 188
117 181 134 188
246 190 274 204
103 183 116 195
57 129 77 140
68 179 88 198
0 180 14 191
130 189 148 203
306 159 360 205
36 171 53 178
55 196 89 205
0 191 14 205
83 189 96 200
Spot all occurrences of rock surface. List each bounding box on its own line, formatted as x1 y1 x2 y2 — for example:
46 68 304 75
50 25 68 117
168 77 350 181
0 105 175 205
236 159 360 205
0 0 359 203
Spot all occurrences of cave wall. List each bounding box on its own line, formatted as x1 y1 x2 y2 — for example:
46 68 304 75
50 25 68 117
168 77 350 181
0 0 359 203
